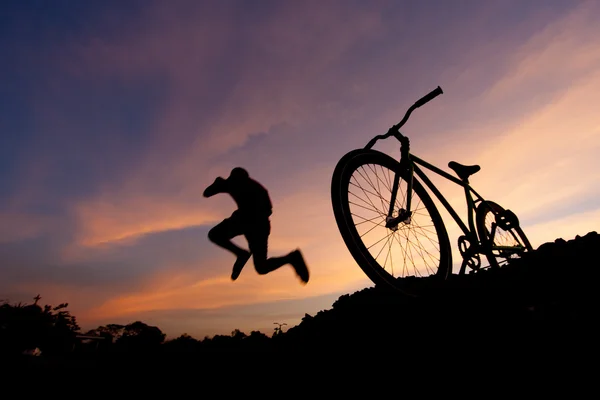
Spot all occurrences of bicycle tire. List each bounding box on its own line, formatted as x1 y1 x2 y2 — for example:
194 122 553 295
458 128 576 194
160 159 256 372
476 200 533 269
331 149 452 295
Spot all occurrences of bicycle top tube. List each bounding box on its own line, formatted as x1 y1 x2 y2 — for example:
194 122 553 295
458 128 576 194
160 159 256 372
364 86 443 150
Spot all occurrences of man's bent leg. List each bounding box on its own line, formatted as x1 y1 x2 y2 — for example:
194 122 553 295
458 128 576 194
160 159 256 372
248 221 309 284
208 221 246 256
208 215 251 280
253 251 309 284
247 220 281 275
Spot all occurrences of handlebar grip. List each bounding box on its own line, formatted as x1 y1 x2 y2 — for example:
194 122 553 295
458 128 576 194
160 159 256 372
413 86 443 108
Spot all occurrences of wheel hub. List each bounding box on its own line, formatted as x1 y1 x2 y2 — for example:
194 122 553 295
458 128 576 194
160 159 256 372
385 208 411 230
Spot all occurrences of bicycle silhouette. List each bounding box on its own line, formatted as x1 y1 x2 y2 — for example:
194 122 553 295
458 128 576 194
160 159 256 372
331 86 533 296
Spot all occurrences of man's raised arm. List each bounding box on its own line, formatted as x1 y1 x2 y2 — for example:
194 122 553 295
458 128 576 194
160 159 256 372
203 177 227 198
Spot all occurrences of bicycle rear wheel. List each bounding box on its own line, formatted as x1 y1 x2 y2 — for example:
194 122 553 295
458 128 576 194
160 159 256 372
331 149 451 295
476 200 533 269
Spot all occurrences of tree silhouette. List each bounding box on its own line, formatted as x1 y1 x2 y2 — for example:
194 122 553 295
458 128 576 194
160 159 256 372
0 298 80 356
164 333 200 353
86 323 126 343
231 329 247 340
115 321 165 352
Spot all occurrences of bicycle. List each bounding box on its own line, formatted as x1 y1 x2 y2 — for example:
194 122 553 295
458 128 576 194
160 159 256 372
331 86 533 296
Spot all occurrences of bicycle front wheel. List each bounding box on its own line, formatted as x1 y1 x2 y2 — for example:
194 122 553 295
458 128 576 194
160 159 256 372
331 149 451 295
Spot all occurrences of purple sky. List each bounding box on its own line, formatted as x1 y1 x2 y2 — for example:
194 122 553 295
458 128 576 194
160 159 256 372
2 0 599 339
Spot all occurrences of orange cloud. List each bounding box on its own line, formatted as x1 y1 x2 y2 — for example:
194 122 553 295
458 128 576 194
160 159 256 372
86 248 368 322
67 158 369 328
71 195 220 247
59 2 388 252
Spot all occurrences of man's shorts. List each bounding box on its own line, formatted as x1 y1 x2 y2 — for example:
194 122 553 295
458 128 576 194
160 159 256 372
215 210 271 258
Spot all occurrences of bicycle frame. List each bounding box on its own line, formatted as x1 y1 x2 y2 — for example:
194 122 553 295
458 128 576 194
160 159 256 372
364 147 488 250
381 149 492 275
387 149 529 273
409 154 485 240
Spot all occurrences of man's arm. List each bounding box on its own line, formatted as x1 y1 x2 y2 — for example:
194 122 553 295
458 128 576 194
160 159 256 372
203 177 227 198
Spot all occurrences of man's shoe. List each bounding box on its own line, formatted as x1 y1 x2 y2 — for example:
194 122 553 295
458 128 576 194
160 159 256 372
290 249 309 284
232 251 251 281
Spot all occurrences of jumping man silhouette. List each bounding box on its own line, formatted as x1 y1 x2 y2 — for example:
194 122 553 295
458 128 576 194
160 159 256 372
203 167 310 284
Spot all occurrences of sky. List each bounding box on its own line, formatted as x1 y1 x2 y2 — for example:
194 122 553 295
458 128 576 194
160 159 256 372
1 0 599 339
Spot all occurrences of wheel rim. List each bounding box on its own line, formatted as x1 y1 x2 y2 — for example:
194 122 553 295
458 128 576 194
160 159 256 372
345 160 443 279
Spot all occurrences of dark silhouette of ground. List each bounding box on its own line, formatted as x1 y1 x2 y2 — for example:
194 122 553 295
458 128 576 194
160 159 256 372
6 231 597 376
279 231 596 354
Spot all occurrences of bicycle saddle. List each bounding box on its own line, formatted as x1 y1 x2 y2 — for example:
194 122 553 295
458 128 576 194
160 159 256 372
448 161 480 182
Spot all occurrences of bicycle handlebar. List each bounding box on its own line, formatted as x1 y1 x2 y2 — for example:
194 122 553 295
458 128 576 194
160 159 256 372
364 86 443 149
394 86 443 131
413 86 443 109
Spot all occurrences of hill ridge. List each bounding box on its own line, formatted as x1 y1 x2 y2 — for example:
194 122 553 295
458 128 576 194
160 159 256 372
278 231 597 351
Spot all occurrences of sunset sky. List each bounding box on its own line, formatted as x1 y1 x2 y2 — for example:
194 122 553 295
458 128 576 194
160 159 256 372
2 0 599 339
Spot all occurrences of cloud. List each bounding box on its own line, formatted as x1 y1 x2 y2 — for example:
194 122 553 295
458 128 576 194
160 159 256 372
71 197 218 247
82 171 369 321
483 1 600 103
43 1 388 250
2 165 368 326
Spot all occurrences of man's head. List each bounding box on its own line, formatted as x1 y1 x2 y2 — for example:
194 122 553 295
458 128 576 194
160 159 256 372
229 167 249 182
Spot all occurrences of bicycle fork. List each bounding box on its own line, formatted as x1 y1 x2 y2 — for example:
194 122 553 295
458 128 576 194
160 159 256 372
385 136 413 229
385 170 413 229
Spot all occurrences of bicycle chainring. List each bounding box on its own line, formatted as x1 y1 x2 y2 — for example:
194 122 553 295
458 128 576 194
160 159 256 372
458 235 481 271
